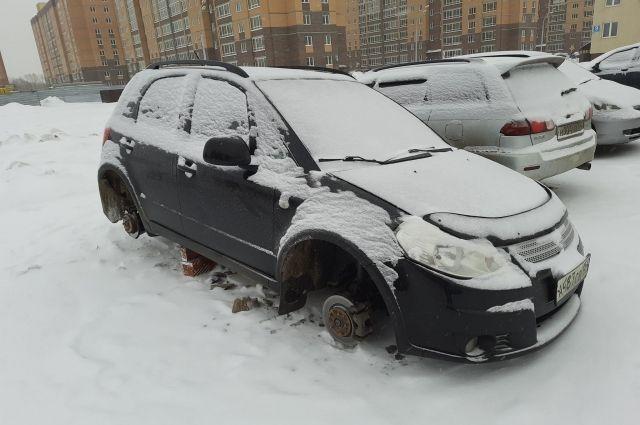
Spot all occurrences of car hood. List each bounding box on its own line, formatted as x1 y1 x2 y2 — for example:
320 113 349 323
331 150 550 218
580 78 640 109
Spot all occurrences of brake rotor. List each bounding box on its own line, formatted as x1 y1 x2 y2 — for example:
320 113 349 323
322 294 372 347
122 211 141 239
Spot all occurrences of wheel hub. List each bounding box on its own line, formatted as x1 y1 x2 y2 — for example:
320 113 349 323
327 305 354 339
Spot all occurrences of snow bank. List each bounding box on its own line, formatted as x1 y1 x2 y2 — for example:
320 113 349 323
40 96 65 107
487 299 535 313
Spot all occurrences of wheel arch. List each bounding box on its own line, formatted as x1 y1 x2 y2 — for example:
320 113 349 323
97 163 151 230
276 229 405 334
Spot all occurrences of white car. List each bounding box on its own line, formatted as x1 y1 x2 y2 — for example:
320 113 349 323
360 54 597 181
560 59 640 145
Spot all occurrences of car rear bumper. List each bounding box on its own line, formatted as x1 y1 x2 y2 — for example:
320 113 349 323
470 129 597 180
593 116 640 145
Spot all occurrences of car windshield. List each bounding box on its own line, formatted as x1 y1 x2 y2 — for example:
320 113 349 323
559 60 599 85
256 79 449 170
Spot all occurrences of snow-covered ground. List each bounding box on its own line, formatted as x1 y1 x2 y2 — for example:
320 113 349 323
1 100 639 424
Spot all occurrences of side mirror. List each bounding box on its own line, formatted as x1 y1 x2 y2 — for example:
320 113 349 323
203 136 251 166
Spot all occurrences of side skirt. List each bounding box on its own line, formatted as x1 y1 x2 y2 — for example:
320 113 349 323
147 221 280 292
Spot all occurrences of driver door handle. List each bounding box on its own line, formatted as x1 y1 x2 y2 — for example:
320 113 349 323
177 156 197 177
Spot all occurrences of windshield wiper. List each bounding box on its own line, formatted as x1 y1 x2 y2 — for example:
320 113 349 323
319 147 453 165
561 87 577 96
318 155 381 163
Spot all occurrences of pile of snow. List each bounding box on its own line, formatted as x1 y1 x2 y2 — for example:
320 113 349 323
1 101 639 424
40 96 66 107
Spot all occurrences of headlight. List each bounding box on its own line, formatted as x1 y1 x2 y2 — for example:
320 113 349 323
396 217 508 278
593 103 620 111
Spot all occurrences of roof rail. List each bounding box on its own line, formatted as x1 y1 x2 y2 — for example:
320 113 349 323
371 58 471 72
146 60 249 78
275 65 355 79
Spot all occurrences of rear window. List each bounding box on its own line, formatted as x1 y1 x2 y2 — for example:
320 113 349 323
502 63 586 121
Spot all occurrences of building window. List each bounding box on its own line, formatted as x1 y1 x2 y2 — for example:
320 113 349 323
222 42 236 56
326 55 333 65
305 35 313 46
248 0 260 9
216 2 231 19
303 13 311 25
240 41 247 53
250 15 262 30
238 22 245 33
306 56 315 66
325 34 332 45
322 13 330 25
255 56 267 67
252 35 265 52
602 21 619 38
605 0 621 5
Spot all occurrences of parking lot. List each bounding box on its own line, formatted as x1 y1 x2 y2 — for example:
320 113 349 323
0 100 638 424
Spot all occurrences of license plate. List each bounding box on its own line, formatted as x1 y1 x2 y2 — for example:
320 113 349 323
557 121 584 139
556 255 590 302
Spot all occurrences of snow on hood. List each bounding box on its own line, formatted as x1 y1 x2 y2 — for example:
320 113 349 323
331 150 549 218
580 79 640 109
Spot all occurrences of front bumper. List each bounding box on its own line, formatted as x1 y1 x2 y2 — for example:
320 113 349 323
593 115 640 145
392 253 586 363
471 129 597 180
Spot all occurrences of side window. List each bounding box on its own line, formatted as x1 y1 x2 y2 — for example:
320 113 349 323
137 76 186 130
191 78 250 141
377 78 429 106
599 48 637 71
425 69 489 103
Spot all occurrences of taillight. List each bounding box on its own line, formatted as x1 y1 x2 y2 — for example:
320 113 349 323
102 128 112 146
529 119 555 134
585 107 593 121
500 120 531 136
500 119 555 136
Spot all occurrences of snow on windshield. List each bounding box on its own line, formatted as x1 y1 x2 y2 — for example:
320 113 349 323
256 79 448 165
503 63 590 124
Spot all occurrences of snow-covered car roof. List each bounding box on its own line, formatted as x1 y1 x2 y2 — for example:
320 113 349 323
357 58 493 85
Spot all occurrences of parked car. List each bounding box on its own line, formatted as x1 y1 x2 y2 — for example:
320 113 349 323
360 55 597 181
560 58 640 145
581 42 640 90
99 60 590 362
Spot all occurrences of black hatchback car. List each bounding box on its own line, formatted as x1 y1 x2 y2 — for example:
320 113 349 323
99 60 590 362
584 42 640 90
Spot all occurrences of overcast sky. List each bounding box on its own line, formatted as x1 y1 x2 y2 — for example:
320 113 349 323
1 0 45 79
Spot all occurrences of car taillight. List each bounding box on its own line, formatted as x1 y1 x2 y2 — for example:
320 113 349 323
500 119 555 136
500 120 531 136
102 128 112 146
529 119 555 134
584 107 593 121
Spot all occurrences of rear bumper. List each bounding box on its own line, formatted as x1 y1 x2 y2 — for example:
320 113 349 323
593 116 640 145
470 130 597 180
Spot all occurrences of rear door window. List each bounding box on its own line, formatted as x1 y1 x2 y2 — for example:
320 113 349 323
425 68 490 103
190 78 250 143
377 79 429 105
599 48 637 71
137 76 187 130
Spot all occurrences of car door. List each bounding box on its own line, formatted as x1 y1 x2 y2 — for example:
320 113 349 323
177 76 277 274
123 75 188 232
594 47 639 88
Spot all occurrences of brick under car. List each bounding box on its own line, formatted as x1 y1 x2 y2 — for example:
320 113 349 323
98 61 591 362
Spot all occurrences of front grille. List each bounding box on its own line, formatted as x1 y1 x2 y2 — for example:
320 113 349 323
507 217 575 264
557 120 584 139
493 334 512 354
623 126 640 136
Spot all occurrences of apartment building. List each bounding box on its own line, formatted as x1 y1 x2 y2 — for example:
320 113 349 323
31 0 129 85
207 0 348 68
591 0 640 57
538 0 594 55
347 0 430 69
0 51 9 86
